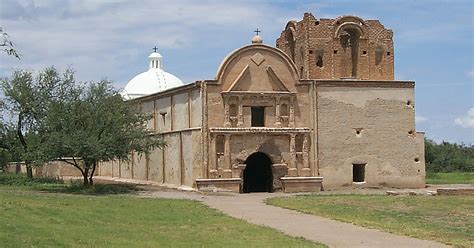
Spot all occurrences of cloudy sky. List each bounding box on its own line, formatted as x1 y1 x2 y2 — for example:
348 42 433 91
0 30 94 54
0 0 473 144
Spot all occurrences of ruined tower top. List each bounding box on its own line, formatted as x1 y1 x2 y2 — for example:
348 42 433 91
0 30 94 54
276 12 394 80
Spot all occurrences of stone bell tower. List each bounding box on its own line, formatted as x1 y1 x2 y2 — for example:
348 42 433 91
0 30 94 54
276 12 394 80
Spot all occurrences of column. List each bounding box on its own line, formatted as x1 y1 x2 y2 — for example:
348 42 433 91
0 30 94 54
275 96 281 127
289 96 295 128
288 133 298 176
237 96 243 127
224 96 231 127
223 134 232 177
301 134 311 176
209 134 218 178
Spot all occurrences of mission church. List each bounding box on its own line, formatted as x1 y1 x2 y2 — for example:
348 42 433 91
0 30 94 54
98 12 426 192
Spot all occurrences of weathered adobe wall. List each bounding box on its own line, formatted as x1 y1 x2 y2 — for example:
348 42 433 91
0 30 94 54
315 81 425 189
276 13 394 81
99 85 203 187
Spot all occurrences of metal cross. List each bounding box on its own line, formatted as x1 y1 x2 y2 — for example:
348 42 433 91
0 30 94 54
153 46 158 52
254 28 261 36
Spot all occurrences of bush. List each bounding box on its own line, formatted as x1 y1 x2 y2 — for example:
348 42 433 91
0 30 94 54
61 182 139 195
0 173 64 186
425 139 474 172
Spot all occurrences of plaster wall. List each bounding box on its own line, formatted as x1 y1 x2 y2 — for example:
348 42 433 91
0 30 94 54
172 92 190 130
133 152 148 180
315 84 424 188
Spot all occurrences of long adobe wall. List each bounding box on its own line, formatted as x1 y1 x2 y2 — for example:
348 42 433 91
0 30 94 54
98 83 203 187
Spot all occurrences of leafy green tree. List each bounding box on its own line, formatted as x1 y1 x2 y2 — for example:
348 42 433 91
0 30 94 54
1 68 76 178
43 80 164 186
425 138 474 172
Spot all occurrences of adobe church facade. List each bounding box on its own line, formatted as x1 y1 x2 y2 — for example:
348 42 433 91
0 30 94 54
98 13 425 192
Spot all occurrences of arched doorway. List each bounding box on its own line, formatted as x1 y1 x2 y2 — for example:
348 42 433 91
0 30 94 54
243 152 273 193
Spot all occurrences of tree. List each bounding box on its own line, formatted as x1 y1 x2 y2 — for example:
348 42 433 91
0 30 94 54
43 80 164 186
1 68 76 178
1 27 20 59
425 138 474 172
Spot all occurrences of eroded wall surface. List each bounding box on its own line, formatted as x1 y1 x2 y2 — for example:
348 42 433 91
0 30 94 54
98 84 203 187
314 81 425 188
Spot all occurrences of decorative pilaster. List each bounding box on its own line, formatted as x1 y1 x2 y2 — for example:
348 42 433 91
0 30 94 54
223 134 232 178
289 96 295 128
288 133 298 176
275 96 282 127
209 134 218 178
224 96 231 127
301 135 311 176
237 96 243 127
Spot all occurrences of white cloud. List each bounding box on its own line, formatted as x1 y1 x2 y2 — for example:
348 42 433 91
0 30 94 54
454 108 474 128
415 115 428 124
467 70 474 78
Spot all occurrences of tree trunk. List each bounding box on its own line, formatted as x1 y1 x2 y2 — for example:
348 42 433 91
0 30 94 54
17 113 32 179
26 163 33 178
88 161 97 186
83 167 90 187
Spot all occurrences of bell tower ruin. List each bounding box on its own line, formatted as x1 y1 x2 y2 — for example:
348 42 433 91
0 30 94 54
276 12 394 80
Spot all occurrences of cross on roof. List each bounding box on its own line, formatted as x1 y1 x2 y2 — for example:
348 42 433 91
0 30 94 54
254 28 261 36
152 46 158 52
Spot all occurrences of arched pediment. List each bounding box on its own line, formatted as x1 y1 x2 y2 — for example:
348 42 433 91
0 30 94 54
215 44 299 92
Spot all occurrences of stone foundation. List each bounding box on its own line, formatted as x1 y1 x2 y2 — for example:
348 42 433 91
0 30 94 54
281 176 323 193
195 178 242 192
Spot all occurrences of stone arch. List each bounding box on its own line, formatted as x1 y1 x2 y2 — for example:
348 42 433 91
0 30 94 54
243 152 273 193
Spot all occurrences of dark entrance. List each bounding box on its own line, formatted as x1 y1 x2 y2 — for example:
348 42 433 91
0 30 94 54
243 152 273 193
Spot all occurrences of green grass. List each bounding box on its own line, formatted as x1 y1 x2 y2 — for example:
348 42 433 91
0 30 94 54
426 172 474 184
0 190 323 248
267 195 473 248
0 173 140 195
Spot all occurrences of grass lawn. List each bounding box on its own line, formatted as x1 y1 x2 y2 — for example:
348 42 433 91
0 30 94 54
0 189 322 248
267 194 473 248
426 172 474 184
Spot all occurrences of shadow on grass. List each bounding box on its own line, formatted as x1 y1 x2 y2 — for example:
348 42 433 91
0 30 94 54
51 182 141 195
1 173 140 195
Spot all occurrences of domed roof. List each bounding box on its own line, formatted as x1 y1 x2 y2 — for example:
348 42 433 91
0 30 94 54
121 49 183 100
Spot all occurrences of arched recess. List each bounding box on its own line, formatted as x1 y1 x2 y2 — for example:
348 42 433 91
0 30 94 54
243 152 273 193
335 22 364 78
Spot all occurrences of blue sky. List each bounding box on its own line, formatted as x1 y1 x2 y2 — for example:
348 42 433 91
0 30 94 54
0 0 472 144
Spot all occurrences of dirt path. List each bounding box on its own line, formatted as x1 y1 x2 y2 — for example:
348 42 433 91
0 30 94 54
98 177 450 247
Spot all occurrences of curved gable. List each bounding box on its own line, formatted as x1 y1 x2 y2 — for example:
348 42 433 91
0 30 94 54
216 44 299 92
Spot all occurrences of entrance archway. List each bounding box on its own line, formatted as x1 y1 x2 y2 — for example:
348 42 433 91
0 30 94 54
243 152 273 193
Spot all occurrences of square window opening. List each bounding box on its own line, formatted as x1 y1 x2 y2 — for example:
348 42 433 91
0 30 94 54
251 107 265 127
353 164 366 182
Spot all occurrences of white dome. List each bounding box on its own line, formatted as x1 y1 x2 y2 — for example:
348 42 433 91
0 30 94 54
121 50 183 100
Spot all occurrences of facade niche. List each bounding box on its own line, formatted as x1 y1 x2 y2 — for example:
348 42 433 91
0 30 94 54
216 135 224 155
339 27 361 78
315 49 324 68
375 45 384 65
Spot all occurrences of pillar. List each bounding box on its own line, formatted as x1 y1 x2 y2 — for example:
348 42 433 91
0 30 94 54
288 133 298 176
223 134 232 177
224 96 231 127
275 96 281 127
209 134 218 178
301 134 311 176
289 96 295 128
237 96 243 127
